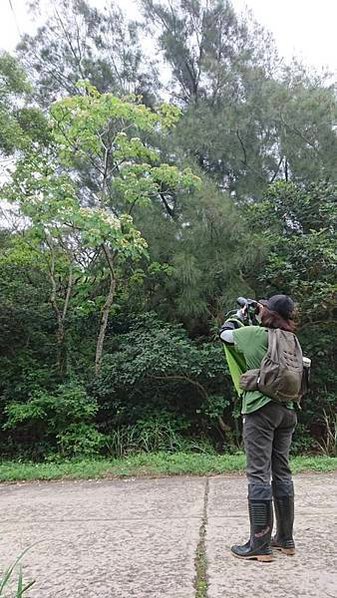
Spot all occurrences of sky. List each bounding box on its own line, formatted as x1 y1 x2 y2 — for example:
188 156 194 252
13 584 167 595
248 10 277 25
1 0 337 75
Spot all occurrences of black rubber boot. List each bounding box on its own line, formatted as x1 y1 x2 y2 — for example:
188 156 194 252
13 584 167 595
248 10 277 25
231 499 273 562
272 484 295 556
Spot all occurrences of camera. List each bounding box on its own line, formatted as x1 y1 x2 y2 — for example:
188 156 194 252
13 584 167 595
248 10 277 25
223 296 260 324
237 297 260 315
235 296 261 325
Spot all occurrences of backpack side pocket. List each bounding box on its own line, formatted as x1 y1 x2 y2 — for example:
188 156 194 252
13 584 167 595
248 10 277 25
240 368 260 392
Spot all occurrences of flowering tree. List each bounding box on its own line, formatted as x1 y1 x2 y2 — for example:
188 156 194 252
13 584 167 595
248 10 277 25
4 84 200 373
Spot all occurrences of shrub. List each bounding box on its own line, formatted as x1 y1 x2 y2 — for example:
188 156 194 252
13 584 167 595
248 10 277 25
3 382 101 458
91 314 234 450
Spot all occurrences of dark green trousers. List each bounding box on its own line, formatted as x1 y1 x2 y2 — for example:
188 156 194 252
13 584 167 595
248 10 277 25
243 402 297 500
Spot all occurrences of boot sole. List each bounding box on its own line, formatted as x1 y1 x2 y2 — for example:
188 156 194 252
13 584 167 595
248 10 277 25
273 546 296 556
231 552 273 563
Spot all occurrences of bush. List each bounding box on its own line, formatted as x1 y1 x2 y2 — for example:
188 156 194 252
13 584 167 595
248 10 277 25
290 423 318 455
2 309 334 459
57 423 105 457
91 314 235 451
3 382 101 458
106 411 190 457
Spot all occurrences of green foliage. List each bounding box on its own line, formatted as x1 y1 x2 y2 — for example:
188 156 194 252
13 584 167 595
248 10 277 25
50 84 199 213
2 86 199 374
290 424 318 456
17 0 157 106
92 314 234 451
0 1 337 459
3 383 102 458
106 412 191 457
249 181 337 318
57 423 105 457
142 1 337 196
244 181 337 445
0 52 30 153
318 410 337 457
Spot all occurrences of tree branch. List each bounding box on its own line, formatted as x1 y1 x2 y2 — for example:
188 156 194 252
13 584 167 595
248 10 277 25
149 374 208 399
269 155 284 184
236 129 247 165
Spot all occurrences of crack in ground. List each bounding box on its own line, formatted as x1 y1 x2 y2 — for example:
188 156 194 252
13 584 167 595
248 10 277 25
194 477 209 598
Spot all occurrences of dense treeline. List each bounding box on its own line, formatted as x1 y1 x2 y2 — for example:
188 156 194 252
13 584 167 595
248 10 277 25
0 0 336 459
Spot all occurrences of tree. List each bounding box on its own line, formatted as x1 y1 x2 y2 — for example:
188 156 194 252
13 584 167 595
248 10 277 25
133 173 253 334
17 0 157 106
2 83 200 374
0 51 48 156
141 0 274 105
2 0 337 458
142 1 337 197
247 181 337 322
244 180 337 449
51 84 200 371
3 149 148 375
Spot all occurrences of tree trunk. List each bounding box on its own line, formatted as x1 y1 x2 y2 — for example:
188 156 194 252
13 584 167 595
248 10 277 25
48 249 73 377
95 244 116 375
56 320 67 377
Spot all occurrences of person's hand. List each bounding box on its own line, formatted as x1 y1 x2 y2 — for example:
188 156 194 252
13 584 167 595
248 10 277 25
236 304 248 322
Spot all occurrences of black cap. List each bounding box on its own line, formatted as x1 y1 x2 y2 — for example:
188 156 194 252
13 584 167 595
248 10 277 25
259 295 295 320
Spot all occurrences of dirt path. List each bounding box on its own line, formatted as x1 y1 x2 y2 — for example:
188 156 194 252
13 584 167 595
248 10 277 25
0 473 336 597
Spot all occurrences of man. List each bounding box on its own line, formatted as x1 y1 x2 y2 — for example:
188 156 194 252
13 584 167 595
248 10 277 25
220 295 298 562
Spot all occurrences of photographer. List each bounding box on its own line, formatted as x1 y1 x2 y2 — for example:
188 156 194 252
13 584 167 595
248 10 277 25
219 295 299 562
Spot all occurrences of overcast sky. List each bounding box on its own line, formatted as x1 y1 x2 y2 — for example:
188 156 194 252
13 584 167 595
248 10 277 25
1 0 337 75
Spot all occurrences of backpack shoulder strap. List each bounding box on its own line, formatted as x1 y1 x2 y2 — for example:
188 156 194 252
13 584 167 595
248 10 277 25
267 328 279 360
293 333 303 356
